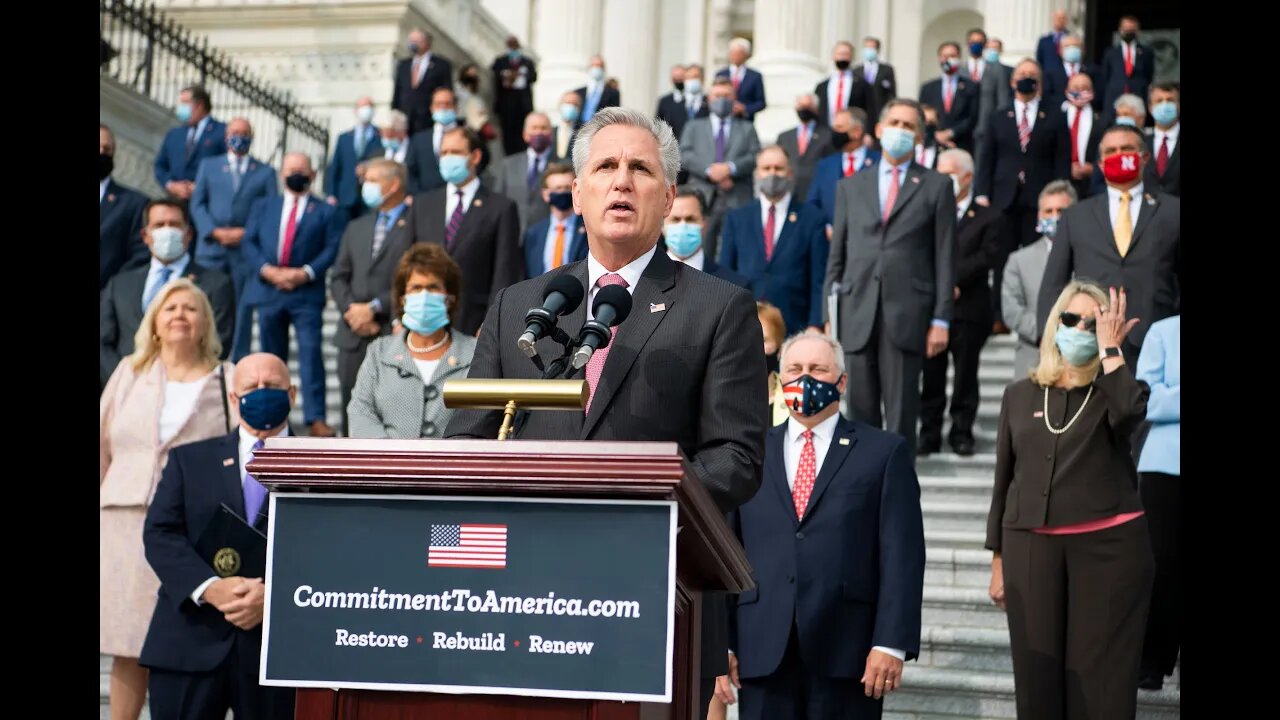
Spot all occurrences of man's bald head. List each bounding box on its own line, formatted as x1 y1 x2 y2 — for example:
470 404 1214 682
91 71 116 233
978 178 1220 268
227 118 252 136
234 352 291 394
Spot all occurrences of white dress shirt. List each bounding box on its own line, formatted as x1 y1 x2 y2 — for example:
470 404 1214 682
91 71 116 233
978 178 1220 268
1013 97 1040 134
956 193 973 221
432 122 458 156
914 144 937 169
557 121 575 158
225 151 248 179
1153 122 1179 158
100 177 111 202
782 413 906 663
143 254 191 306
968 58 986 80
585 243 658 320
1066 104 1095 165
275 193 317 280
445 177 482 227
686 93 703 116
191 425 290 605
827 70 855 118
759 193 792 248
1106 181 1144 234
1062 60 1081 79
159 371 215 444
670 247 705 270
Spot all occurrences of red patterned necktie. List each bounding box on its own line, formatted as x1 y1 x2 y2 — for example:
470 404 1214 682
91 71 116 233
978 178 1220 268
1156 137 1169 177
943 78 954 114
793 430 816 518
280 196 298 265
1070 108 1081 164
584 273 629 413
1018 106 1031 152
763 203 777 260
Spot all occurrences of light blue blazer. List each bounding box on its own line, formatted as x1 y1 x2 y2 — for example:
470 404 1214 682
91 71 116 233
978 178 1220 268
1136 315 1179 475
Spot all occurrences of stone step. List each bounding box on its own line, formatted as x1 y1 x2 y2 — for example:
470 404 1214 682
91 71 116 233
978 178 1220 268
884 666 1180 719
921 500 990 532
921 586 1007 631
925 547 995 589
917 453 996 479
918 476 994 504
923 528 988 550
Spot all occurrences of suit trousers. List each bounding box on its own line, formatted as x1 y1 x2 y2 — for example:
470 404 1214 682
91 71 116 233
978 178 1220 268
990 198 1037 322
258 300 327 424
1139 472 1183 677
843 308 924 459
337 336 375 436
149 659 294 720
919 319 989 445
1001 519 1154 720
739 623 880 720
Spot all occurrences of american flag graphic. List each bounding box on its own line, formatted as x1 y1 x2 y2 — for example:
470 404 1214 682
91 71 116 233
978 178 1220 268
428 524 508 569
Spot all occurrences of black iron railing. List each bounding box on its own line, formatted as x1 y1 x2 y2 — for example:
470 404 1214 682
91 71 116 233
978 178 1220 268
100 0 329 176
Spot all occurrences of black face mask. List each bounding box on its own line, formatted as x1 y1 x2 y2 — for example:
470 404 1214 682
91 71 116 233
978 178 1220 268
461 75 479 88
285 173 311 193
831 131 851 149
99 152 114 181
673 81 685 91
1120 31 1137 43
834 59 851 71
797 108 818 124
1015 77 1039 95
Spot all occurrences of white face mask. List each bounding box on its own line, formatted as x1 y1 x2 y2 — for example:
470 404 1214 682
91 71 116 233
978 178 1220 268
150 227 187 262
356 105 374 124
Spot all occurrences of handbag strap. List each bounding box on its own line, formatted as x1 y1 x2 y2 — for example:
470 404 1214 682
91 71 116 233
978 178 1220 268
218 364 231 434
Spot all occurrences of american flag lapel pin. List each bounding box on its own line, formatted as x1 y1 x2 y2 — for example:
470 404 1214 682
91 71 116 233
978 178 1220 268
448 355 459 366
967 210 975 218
911 176 920 184
222 458 236 466
1033 411 1044 418
106 194 116 203
650 302 666 313
1145 194 1156 206
839 437 850 446
397 218 406 227
1039 111 1046 119
473 199 483 207
788 212 797 223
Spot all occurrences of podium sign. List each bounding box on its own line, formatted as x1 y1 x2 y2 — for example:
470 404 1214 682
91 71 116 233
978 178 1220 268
260 493 677 702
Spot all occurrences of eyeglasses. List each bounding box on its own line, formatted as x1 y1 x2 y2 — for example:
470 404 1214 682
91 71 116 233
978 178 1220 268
1059 312 1096 332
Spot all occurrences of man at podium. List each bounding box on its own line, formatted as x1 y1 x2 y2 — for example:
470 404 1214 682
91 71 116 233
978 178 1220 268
446 106 769 717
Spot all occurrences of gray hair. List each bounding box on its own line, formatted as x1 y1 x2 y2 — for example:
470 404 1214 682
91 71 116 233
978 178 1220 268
571 107 681 186
779 331 846 376
386 110 409 133
1113 93 1146 118
729 37 752 55
1039 179 1078 206
938 148 974 175
879 98 925 131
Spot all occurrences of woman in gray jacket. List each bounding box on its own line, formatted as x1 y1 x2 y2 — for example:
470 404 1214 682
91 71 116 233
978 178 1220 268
348 244 476 438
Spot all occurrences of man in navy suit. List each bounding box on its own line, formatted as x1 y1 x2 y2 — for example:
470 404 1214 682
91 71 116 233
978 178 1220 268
574 56 622 129
100 123 150 290
725 331 925 719
154 84 227 202
325 96 383 226
1035 9 1071 71
1042 34 1098 112
191 118 280 361
141 352 298 720
1100 16 1155 115
406 87 458 195
805 108 880 225
241 153 342 437
722 146 828 335
392 28 454 136
919 43 980 154
716 37 766 121
522 161 588 278
663 187 749 288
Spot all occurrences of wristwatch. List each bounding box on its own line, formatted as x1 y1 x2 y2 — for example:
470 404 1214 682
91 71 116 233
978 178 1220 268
1101 346 1122 360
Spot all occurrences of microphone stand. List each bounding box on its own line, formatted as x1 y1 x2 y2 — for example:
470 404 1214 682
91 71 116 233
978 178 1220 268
512 326 581 437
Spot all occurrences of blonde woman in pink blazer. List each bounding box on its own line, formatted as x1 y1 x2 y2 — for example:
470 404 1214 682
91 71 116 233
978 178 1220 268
100 278 237 720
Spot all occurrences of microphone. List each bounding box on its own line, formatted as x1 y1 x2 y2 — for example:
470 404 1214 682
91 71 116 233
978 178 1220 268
572 285 633 370
517 275 586 357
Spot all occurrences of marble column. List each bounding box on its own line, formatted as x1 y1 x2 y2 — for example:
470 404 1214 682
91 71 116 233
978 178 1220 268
821 0 860 58
600 0 662 113
750 0 826 142
532 0 603 113
985 0 1053 63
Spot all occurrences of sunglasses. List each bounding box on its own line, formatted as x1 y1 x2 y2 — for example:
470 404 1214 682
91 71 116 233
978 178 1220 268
1059 312 1096 332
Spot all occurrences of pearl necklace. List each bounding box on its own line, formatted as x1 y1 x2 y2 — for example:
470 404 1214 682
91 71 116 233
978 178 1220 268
1043 384 1093 434
406 331 450 354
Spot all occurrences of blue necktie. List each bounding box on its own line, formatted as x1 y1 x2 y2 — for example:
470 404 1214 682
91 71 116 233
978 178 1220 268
142 266 173 311
354 127 367 158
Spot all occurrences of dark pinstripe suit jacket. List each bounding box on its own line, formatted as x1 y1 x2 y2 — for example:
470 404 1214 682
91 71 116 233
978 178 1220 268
445 247 768 513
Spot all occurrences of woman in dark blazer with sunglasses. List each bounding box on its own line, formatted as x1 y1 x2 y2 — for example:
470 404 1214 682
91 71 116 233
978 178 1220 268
986 280 1154 718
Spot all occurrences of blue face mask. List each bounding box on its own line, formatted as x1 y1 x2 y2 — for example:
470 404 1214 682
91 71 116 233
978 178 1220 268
969 41 985 57
239 387 292 431
1035 216 1059 239
175 102 193 123
665 223 703 258
781 374 843 417
983 48 1000 64
1063 46 1083 64
361 181 384 208
227 135 252 155
381 136 402 153
862 47 879 63
402 291 450 335
432 109 457 127
508 49 522 60
547 191 574 211
1055 326 1098 366
879 127 916 160
439 155 472 185
560 103 581 123
1151 101 1178 127
1115 116 1138 127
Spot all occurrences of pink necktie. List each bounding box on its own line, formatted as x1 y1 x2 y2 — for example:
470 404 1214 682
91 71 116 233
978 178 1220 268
882 165 900 223
793 430 816 518
584 273 629 414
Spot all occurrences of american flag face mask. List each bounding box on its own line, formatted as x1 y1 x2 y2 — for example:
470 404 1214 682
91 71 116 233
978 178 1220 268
781 374 842 417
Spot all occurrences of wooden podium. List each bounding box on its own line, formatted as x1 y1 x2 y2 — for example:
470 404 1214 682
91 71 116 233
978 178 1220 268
249 437 753 720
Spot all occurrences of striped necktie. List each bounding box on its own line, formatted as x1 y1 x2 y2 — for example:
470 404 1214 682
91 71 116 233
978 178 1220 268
445 191 466 250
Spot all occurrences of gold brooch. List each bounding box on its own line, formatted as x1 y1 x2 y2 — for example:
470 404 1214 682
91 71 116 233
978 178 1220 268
213 547 241 577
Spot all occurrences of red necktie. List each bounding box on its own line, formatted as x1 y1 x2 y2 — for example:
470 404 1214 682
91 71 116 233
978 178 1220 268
411 57 422 88
280 197 298 265
1124 45 1134 77
834 73 845 124
972 60 982 82
916 145 925 166
844 152 855 177
584 273 629 413
763 203 777 260
943 78 954 114
1070 108 1081 164
1068 63 1077 78
793 430 816 518
732 68 742 93
1018 106 1031 152
882 165 900 223
1156 137 1169 177
797 124 809 156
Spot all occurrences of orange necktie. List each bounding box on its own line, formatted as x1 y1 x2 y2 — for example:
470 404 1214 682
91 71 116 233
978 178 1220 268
551 221 566 269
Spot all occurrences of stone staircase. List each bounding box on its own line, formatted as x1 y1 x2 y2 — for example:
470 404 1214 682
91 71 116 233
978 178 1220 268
100 330 1180 718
